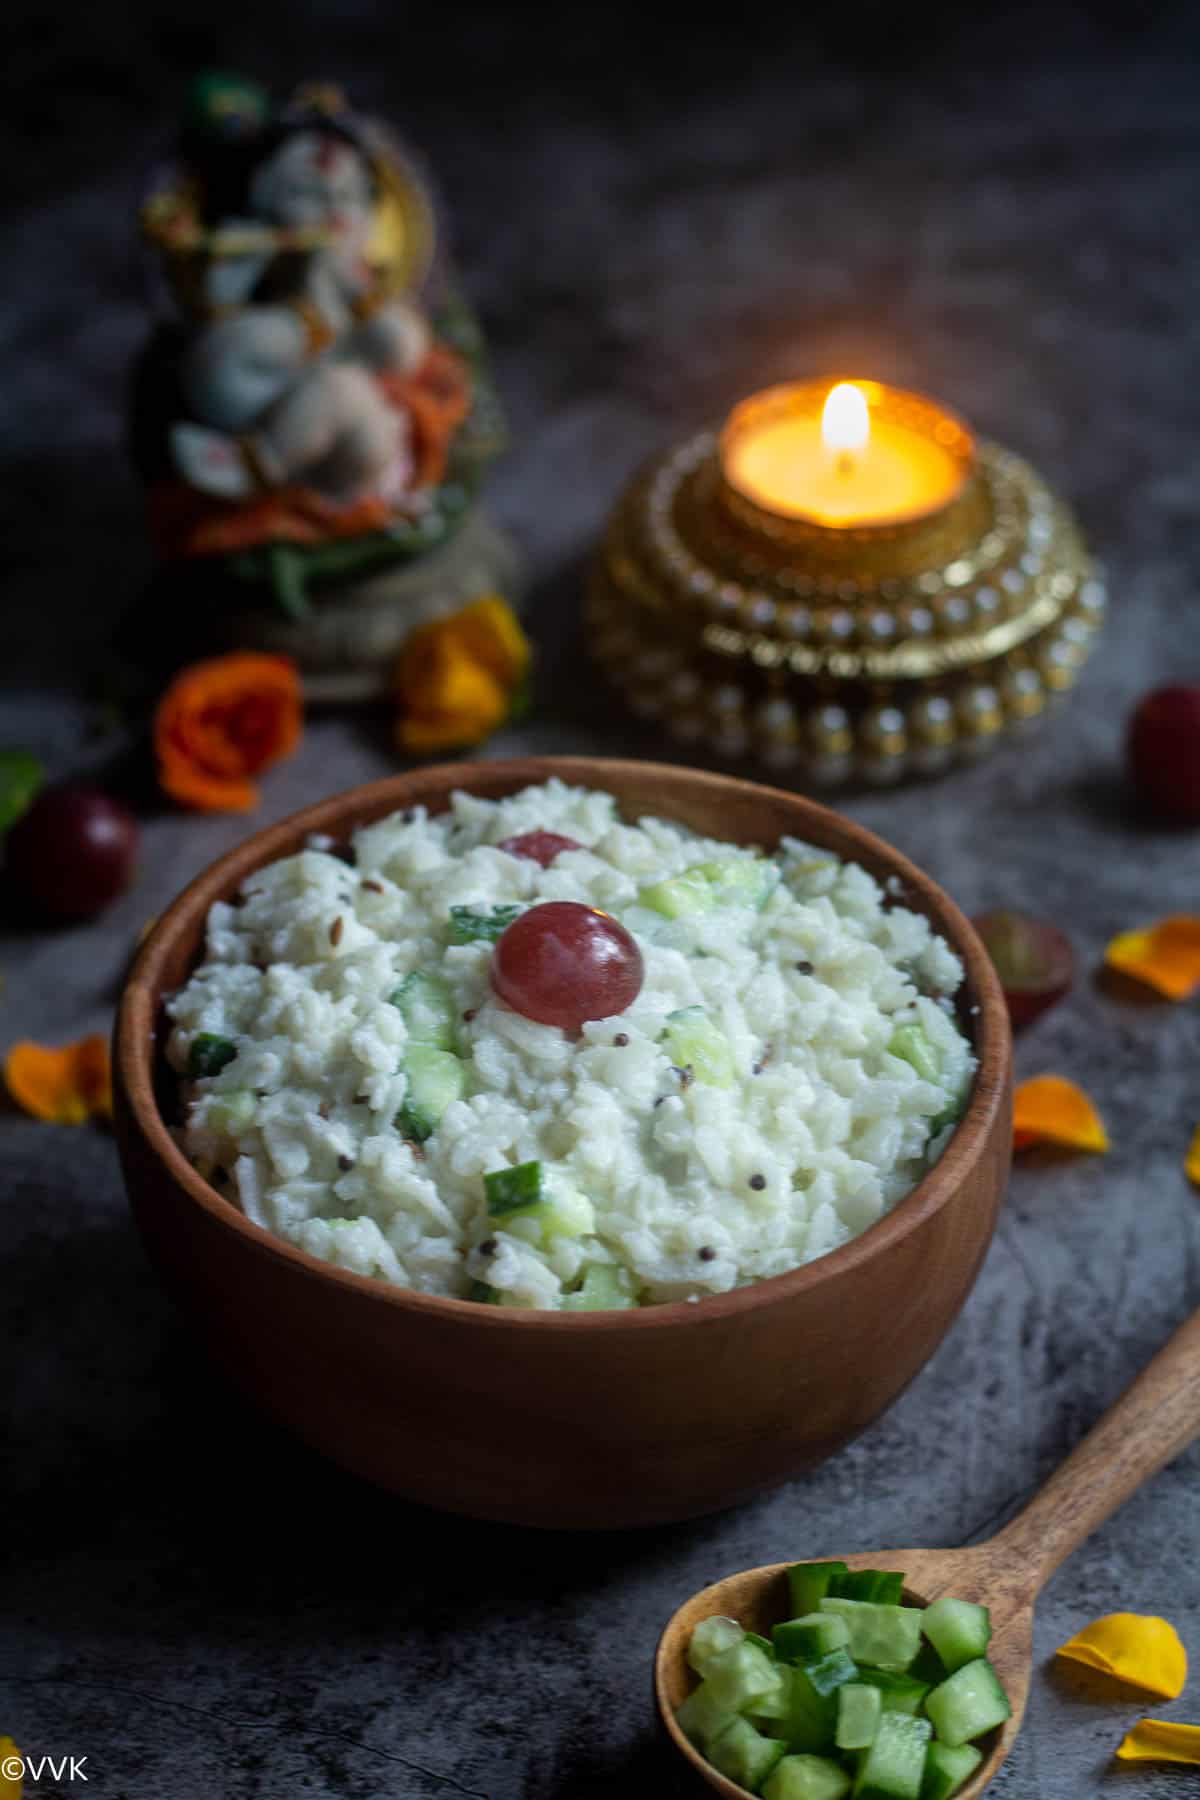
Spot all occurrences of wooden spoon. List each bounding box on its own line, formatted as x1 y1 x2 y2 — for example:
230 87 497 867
656 1308 1200 1797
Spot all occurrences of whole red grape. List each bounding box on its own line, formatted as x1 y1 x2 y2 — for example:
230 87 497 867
972 909 1074 1030
496 831 583 868
491 901 644 1030
5 784 139 919
1127 685 1200 823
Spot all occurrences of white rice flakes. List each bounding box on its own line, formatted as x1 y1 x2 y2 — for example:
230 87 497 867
167 780 975 1307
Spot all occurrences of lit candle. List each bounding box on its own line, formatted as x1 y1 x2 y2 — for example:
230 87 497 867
721 378 971 528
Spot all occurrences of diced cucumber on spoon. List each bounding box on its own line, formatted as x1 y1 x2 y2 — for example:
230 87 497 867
657 1306 1200 1797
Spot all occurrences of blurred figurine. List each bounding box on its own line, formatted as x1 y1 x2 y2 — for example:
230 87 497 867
131 75 516 693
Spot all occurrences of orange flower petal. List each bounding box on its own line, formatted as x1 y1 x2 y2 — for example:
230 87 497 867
1012 1075 1108 1153
1104 915 1200 1000
158 760 260 814
1116 1720 1200 1764
4 1034 112 1125
1187 1125 1200 1188
154 653 302 814
1056 1613 1186 1698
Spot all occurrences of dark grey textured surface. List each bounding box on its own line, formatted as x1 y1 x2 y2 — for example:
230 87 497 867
3 7 1199 1796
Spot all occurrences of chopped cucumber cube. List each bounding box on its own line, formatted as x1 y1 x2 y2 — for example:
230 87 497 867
484 1160 544 1215
390 971 458 1051
677 1679 738 1753
788 1562 850 1617
448 903 522 944
836 1682 883 1751
694 856 779 911
923 1659 1011 1749
830 1570 906 1606
709 1717 787 1793
638 867 717 918
688 1616 746 1679
560 1261 636 1311
805 1651 859 1700
763 1661 844 1755
753 1665 796 1722
919 1598 991 1675
818 1600 924 1672
207 1088 256 1136
707 1639 784 1714
466 1280 497 1303
188 1033 238 1078
857 1671 930 1717
887 1024 940 1084
486 1164 594 1244
397 1045 466 1142
852 1712 932 1800
640 857 777 919
919 1742 982 1800
514 1185 596 1244
661 1006 735 1087
773 1613 851 1664
747 1632 776 1657
765 1754 852 1800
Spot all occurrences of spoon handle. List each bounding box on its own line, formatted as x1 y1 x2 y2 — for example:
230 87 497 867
987 1308 1200 1592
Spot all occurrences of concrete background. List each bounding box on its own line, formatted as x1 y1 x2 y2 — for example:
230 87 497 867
2 5 1198 1795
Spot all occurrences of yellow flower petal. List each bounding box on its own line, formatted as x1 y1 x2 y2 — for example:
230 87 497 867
1187 1125 1200 1188
1056 1613 1187 1698
1116 1719 1200 1764
449 596 531 688
1104 915 1200 1000
0 1736 22 1798
1012 1075 1109 1153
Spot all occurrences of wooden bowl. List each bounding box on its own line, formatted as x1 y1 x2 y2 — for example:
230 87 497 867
114 756 1011 1529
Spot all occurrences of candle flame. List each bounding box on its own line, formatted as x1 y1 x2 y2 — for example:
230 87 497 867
822 382 870 456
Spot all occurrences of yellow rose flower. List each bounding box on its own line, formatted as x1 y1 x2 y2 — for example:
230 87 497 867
394 597 531 755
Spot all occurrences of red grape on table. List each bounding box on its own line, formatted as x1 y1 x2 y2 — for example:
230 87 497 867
4 784 139 920
1127 684 1200 824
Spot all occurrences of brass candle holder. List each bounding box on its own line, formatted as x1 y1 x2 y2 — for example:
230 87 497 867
588 379 1104 782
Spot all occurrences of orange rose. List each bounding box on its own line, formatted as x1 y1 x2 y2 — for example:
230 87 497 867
154 653 302 812
394 598 530 755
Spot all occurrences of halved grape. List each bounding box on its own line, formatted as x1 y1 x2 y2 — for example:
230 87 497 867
490 901 643 1030
972 909 1074 1029
496 830 583 868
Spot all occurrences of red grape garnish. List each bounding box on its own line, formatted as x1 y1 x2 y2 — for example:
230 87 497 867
496 831 583 868
1127 684 1200 824
5 784 138 919
491 901 644 1030
972 909 1074 1030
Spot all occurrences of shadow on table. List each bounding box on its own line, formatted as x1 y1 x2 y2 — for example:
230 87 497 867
5 1170 737 1631
5 1193 735 1798
546 1732 690 1799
